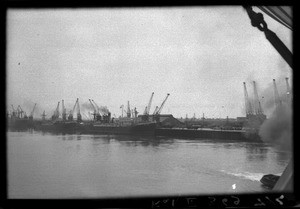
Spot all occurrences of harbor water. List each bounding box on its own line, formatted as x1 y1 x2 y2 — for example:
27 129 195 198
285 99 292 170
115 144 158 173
8 131 291 199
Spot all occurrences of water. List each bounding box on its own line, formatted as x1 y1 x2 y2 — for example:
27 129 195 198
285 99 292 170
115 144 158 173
7 131 291 199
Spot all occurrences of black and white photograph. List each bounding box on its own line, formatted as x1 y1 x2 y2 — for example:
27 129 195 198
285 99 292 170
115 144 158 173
6 5 293 202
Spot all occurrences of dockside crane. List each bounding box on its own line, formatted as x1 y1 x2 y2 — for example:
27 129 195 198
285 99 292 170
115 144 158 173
16 105 21 118
17 105 24 118
156 93 170 115
146 92 154 115
127 101 131 118
253 81 264 115
134 107 138 118
143 92 154 121
154 93 170 122
89 99 99 121
243 82 254 118
253 81 266 122
92 100 110 122
62 100 67 121
120 105 124 117
91 100 102 121
143 107 147 115
76 98 82 122
152 106 159 115
273 79 282 108
11 105 16 118
29 103 37 120
68 99 77 121
16 105 29 119
52 101 60 121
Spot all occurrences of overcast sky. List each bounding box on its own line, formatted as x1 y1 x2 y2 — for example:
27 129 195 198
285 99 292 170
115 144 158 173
6 6 292 119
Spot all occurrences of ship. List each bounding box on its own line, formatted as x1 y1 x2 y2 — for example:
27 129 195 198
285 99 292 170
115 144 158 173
35 120 82 134
82 121 156 136
7 117 33 131
7 104 36 131
34 116 156 136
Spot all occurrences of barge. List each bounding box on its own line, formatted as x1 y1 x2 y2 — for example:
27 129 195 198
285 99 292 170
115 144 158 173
155 128 262 142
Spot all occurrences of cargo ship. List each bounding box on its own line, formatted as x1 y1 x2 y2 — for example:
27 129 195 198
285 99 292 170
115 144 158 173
82 121 156 136
7 104 37 131
7 117 33 131
35 120 82 134
7 112 35 131
34 118 156 136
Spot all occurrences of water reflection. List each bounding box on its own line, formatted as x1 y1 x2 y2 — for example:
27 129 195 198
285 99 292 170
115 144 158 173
91 135 113 144
274 149 291 166
8 131 292 198
110 135 175 148
207 140 270 162
245 145 269 162
28 132 292 165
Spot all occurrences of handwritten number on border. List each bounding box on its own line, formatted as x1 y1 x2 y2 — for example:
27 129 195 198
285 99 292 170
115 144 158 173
208 197 216 206
231 196 240 205
275 195 284 205
254 198 266 206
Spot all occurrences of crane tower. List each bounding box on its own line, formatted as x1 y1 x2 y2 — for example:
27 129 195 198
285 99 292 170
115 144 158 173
243 82 254 118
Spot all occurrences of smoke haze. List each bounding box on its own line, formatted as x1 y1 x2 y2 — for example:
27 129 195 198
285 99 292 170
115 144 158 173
259 103 292 151
258 75 292 152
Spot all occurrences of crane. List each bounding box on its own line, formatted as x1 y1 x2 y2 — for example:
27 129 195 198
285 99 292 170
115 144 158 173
91 100 102 121
127 101 131 118
17 105 24 118
62 100 66 121
143 106 147 115
146 92 154 115
252 81 266 122
142 92 154 121
68 99 77 121
253 81 264 115
11 105 17 117
156 93 170 115
153 93 170 122
29 103 37 120
55 102 60 119
243 82 253 118
152 106 159 115
91 100 100 113
76 98 82 122
120 104 124 117
134 107 138 118
89 99 99 121
52 101 60 121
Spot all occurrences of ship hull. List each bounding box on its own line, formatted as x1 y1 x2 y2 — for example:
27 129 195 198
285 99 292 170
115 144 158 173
7 118 34 131
82 122 156 136
34 121 156 136
35 121 83 134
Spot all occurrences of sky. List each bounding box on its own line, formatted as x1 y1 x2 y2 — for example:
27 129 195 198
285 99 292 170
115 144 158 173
6 6 292 119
